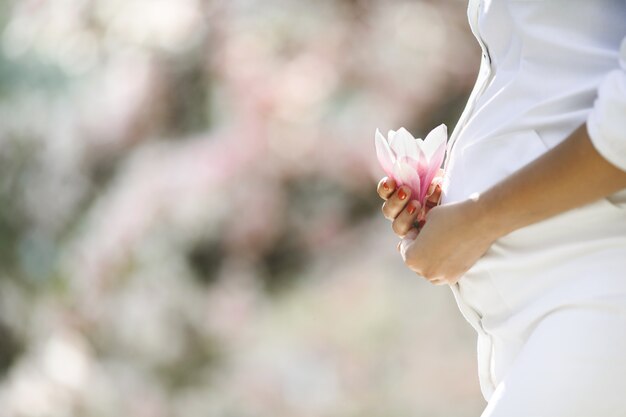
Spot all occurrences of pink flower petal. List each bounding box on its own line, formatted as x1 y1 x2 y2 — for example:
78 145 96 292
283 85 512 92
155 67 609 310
389 127 419 160
419 141 446 203
398 155 428 180
375 129 396 178
392 160 421 201
375 124 448 204
419 124 447 160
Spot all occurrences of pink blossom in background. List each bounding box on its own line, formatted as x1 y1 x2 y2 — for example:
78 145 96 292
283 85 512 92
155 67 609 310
0 0 485 415
375 124 447 205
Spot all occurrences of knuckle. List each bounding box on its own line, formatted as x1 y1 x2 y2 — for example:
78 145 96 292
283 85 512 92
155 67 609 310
384 199 400 218
404 257 420 272
389 193 404 210
421 268 437 280
381 202 391 219
391 219 408 237
404 258 414 271
387 194 398 212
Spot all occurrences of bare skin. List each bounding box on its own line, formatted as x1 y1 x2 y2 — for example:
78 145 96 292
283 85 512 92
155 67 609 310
378 123 626 286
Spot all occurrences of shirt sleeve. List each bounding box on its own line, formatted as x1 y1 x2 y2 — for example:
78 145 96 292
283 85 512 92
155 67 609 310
586 37 626 172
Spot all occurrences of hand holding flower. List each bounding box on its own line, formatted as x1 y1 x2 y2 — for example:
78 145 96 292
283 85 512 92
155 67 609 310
377 173 443 237
375 125 447 238
375 124 447 206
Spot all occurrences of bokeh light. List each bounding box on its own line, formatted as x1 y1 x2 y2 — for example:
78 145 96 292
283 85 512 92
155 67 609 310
0 0 485 416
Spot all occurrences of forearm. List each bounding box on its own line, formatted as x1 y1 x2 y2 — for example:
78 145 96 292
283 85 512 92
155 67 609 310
475 123 626 238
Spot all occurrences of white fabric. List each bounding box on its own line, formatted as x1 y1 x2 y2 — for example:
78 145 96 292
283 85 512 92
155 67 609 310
440 1 626 415
587 38 626 172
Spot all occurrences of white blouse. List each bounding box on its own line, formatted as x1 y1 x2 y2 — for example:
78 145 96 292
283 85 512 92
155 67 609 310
440 0 626 402
442 0 626 206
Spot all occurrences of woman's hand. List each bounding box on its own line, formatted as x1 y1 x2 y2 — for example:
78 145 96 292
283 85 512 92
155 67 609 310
397 199 499 286
383 123 626 286
377 173 443 238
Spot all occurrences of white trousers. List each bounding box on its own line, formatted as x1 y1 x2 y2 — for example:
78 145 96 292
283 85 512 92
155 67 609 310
450 197 626 417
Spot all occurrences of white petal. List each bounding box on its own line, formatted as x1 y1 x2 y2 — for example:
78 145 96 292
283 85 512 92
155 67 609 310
421 124 447 160
389 127 419 159
375 128 396 177
392 160 421 200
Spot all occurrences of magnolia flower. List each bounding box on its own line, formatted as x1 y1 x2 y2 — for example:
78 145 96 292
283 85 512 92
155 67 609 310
375 124 447 205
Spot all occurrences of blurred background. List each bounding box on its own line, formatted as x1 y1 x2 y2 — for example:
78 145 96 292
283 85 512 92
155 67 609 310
0 0 485 416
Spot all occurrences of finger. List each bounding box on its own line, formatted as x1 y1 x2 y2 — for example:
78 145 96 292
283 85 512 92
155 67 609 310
381 185 412 220
391 199 421 237
426 181 438 199
426 176 443 198
416 206 428 223
425 183 442 210
376 177 396 200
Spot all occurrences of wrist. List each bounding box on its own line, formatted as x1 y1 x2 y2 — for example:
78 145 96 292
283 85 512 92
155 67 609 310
465 192 513 241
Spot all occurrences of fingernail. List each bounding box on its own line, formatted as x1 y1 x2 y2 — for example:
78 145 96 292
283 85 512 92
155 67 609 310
383 181 389 191
398 188 407 200
407 200 418 215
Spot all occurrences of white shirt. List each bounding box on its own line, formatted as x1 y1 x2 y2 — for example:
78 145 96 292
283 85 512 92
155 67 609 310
442 0 626 207
440 0 626 402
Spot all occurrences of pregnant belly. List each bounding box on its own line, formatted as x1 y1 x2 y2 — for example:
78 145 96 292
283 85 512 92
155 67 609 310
457 195 626 330
443 127 626 323
442 129 549 205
